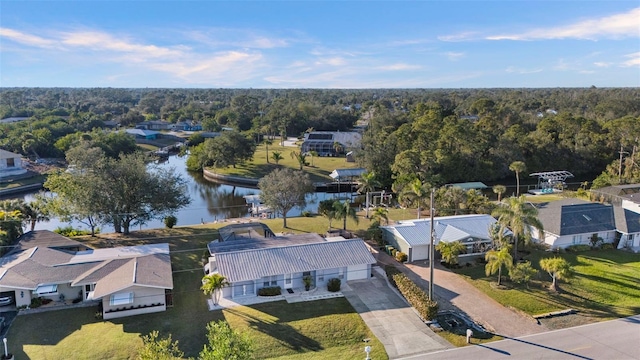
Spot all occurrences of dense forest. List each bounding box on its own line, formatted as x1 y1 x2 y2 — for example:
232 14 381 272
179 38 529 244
1 87 639 189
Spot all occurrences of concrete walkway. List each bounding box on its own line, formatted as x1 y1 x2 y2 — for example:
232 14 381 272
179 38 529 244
378 252 546 337
343 269 451 359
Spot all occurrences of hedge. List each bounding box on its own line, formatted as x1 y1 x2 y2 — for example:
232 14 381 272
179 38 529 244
395 251 408 262
327 278 341 292
258 286 282 296
391 273 438 320
566 244 591 252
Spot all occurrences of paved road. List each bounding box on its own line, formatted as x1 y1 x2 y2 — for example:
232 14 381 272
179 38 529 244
343 268 451 359
399 315 640 360
378 251 546 337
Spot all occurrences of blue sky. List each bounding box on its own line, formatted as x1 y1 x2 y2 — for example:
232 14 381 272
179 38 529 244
1 1 639 88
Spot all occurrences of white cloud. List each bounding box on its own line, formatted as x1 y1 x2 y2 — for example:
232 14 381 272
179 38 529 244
61 31 185 58
437 32 479 42
0 27 57 48
376 63 421 71
314 57 347 66
621 52 640 67
487 7 640 41
444 52 465 61
506 66 543 74
185 29 290 49
594 62 613 68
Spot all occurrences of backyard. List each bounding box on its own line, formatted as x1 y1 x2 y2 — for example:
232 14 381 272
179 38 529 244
7 225 388 359
452 249 640 327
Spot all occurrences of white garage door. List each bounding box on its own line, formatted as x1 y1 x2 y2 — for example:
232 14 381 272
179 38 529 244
411 245 430 262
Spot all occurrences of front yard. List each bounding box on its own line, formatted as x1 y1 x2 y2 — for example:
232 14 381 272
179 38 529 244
7 226 388 359
453 249 640 326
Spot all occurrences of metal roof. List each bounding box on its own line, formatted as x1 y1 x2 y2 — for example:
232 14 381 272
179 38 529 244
215 239 375 283
329 168 366 180
209 233 324 254
445 182 488 190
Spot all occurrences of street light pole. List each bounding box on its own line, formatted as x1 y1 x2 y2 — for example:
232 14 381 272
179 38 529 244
429 188 435 301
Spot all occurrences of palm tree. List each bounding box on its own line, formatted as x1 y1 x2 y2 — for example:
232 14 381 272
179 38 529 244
333 200 358 230
435 241 466 266
201 273 230 306
371 207 389 225
492 184 506 202
309 150 318 166
399 178 430 219
540 257 573 291
488 222 510 250
264 138 273 164
509 161 526 196
357 171 380 218
318 199 337 228
492 195 544 264
271 151 283 164
485 247 513 285
24 196 51 232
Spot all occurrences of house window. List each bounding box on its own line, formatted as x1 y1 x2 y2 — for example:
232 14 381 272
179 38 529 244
34 284 58 296
110 292 134 306
317 270 324 282
572 235 581 244
6 158 15 168
263 276 277 287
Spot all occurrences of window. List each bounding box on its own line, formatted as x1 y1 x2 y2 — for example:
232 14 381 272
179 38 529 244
317 270 324 282
6 158 15 168
263 275 277 287
110 292 134 306
572 235 581 244
34 284 58 295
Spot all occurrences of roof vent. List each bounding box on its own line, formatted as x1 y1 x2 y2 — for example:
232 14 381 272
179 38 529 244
583 214 592 221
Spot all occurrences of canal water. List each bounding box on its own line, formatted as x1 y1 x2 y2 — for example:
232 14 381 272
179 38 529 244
13 155 347 232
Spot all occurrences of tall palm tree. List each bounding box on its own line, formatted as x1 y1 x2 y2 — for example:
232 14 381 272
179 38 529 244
371 207 389 225
435 241 466 266
357 171 380 218
309 150 318 166
399 178 430 219
264 138 273 164
201 273 230 306
509 161 526 196
492 184 506 202
485 247 513 285
492 195 544 264
333 200 358 230
24 196 51 231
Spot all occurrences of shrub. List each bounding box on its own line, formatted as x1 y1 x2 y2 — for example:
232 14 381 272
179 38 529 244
301 211 312 217
327 278 341 292
566 244 591 252
391 248 397 257
391 273 438 320
385 265 401 285
395 251 408 263
509 261 538 287
30 297 43 308
257 286 282 296
601 243 614 250
54 226 97 236
164 215 177 229
589 234 603 248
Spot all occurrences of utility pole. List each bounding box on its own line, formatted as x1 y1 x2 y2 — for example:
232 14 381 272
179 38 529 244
618 144 629 183
429 188 435 301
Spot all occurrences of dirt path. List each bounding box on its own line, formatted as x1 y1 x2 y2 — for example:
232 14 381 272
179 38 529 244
377 252 547 337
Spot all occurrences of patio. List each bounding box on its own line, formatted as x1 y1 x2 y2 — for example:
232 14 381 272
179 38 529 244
207 283 349 311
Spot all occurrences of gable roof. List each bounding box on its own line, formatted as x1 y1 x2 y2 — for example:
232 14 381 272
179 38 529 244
14 230 87 252
535 199 616 236
383 214 500 246
215 239 375 283
614 207 640 234
208 233 325 254
0 149 22 159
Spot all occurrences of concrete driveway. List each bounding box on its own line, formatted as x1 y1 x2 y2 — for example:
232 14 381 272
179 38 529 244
343 268 451 359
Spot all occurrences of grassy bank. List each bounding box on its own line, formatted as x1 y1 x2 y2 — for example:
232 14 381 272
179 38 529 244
453 249 640 323
210 143 360 183
0 174 46 190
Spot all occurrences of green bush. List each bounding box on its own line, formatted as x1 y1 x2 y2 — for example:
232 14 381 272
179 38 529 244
327 278 341 292
601 243 614 250
301 211 312 217
257 286 282 296
30 297 43 308
391 273 438 320
395 251 408 262
164 215 177 229
54 226 97 237
566 244 591 252
385 265 401 285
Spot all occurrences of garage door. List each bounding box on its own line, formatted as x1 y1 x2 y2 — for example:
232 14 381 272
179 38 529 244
411 245 430 262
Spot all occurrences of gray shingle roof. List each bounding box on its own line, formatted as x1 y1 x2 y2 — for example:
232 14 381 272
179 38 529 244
536 199 616 235
216 239 375 283
14 230 88 252
614 207 640 234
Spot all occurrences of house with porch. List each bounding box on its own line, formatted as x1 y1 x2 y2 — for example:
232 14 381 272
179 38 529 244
0 149 27 178
204 224 375 301
381 214 501 262
0 230 173 319
531 199 617 249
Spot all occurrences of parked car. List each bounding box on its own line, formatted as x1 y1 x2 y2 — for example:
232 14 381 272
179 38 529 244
0 296 14 306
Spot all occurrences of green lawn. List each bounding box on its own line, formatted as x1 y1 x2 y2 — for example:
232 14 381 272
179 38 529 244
0 174 46 190
211 143 360 183
453 249 640 320
8 225 388 359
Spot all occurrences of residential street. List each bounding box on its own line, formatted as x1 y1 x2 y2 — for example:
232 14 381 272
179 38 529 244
399 314 640 360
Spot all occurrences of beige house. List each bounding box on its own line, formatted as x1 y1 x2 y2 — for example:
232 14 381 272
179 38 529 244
0 149 27 178
0 231 173 319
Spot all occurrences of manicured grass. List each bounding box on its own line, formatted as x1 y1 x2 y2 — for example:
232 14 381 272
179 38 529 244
453 249 640 320
0 174 46 190
211 143 360 183
9 224 388 359
523 194 566 203
136 143 158 151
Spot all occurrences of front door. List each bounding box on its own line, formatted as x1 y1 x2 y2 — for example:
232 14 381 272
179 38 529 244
284 274 293 289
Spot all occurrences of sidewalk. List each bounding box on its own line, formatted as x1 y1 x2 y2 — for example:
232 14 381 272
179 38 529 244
377 252 546 337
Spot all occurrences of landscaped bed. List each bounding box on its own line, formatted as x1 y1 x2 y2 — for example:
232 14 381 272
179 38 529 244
453 249 640 328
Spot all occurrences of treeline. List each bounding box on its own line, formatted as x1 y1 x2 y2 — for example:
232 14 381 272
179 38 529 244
1 87 639 188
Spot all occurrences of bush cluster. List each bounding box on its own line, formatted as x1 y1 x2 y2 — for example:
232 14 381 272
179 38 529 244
257 286 282 296
164 215 177 229
327 278 341 292
395 251 408 262
391 273 438 320
601 243 614 250
566 244 591 252
54 226 97 236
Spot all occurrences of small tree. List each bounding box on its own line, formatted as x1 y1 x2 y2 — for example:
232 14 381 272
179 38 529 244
309 150 318 166
289 151 308 170
509 261 538 288
271 151 283 164
333 200 359 230
201 274 230 306
137 331 185 360
492 184 506 202
318 199 337 228
539 257 573 291
436 241 466 266
199 321 253 360
485 247 513 286
164 215 177 229
371 207 389 225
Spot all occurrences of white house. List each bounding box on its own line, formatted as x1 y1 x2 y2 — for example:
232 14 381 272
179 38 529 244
532 199 617 249
205 224 375 300
0 231 174 319
381 214 501 262
300 131 362 156
0 149 27 178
